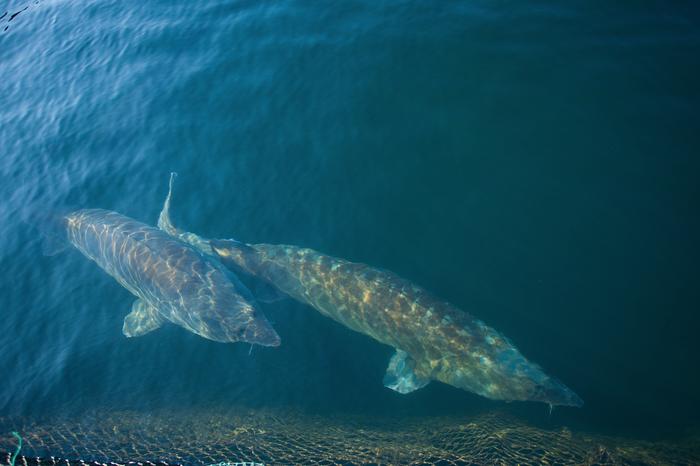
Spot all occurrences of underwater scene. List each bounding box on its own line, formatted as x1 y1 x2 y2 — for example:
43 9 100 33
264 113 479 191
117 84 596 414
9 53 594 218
1 1 699 464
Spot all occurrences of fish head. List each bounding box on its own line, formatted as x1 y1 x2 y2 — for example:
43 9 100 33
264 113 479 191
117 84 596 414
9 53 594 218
186 297 281 347
445 323 583 407
528 376 584 407
494 347 583 407
239 310 281 347
168 252 281 347
490 347 584 407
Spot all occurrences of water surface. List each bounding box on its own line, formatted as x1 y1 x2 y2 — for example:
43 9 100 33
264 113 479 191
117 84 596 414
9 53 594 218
1 0 699 460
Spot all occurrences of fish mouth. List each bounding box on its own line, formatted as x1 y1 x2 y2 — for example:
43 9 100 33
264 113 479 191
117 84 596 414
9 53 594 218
242 318 281 347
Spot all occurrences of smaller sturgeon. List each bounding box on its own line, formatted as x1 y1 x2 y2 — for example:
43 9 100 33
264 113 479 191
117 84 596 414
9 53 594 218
159 174 582 407
54 207 279 346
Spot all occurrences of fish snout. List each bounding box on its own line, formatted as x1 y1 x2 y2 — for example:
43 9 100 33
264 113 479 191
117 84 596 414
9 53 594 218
535 377 584 408
242 317 281 347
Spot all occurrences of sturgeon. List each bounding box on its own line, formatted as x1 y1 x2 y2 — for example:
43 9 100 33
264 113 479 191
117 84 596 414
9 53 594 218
159 174 582 406
60 208 279 346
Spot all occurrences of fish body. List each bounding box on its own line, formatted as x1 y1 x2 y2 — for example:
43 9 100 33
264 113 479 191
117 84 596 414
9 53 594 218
212 240 582 406
159 174 581 406
63 208 279 346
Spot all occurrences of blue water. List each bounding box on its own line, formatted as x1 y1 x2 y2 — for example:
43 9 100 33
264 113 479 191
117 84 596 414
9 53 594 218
1 0 699 450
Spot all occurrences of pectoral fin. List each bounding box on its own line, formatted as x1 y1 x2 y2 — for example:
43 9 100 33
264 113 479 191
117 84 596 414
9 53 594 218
383 349 430 394
123 299 165 337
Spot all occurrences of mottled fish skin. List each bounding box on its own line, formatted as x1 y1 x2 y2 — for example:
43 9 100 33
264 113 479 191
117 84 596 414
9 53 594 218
64 209 280 346
212 242 582 407
158 173 581 406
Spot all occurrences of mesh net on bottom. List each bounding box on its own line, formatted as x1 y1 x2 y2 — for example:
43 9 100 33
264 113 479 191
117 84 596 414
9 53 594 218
1 409 699 465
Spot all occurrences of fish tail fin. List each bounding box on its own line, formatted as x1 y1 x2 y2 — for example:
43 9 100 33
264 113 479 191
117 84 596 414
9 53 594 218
32 209 70 256
158 171 181 236
157 172 214 254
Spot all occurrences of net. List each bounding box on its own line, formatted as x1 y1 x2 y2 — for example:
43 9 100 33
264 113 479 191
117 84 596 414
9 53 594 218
2 409 698 465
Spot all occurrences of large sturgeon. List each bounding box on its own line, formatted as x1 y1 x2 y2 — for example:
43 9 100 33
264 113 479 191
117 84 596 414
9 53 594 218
58 208 279 346
159 174 582 407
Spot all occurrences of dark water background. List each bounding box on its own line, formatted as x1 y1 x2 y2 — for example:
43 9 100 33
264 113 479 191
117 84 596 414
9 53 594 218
1 0 699 443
